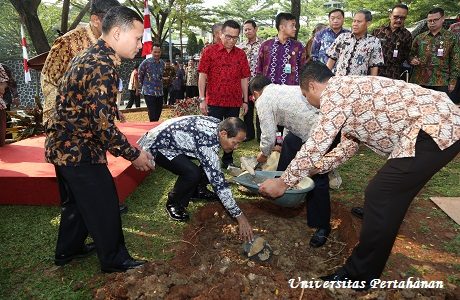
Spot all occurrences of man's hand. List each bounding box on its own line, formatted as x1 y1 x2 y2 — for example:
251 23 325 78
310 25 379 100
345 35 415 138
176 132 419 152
273 145 282 153
118 111 127 123
256 151 268 163
12 97 20 107
131 150 155 171
199 101 208 115
410 57 420 66
241 102 248 116
258 178 289 199
236 213 254 242
449 82 456 93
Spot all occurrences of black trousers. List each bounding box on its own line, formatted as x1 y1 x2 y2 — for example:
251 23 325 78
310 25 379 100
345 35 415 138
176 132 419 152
126 90 140 108
155 152 208 207
277 132 331 229
168 89 184 106
54 164 130 268
185 86 199 98
144 95 163 122
243 101 261 141
207 105 241 165
343 130 460 282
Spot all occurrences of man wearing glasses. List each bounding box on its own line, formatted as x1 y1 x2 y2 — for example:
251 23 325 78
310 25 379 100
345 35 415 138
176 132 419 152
409 7 460 96
198 20 251 169
372 4 412 80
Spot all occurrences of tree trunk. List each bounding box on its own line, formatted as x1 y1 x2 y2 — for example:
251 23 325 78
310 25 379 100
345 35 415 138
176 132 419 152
60 0 70 34
291 0 300 40
9 0 50 54
68 1 90 31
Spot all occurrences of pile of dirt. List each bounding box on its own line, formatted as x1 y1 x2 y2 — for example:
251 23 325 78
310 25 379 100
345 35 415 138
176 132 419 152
94 201 459 299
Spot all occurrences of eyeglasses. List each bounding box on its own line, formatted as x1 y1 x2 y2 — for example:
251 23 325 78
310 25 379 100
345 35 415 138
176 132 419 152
427 17 442 24
224 34 239 42
392 15 406 20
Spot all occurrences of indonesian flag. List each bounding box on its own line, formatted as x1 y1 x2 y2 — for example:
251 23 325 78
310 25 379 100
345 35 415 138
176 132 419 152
141 0 153 58
20 24 31 83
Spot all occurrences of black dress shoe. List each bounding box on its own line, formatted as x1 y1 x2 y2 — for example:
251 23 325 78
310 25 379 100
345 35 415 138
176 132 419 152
101 258 146 273
191 187 219 202
309 227 331 248
320 269 370 291
119 204 128 214
351 207 364 219
55 242 97 266
166 204 190 222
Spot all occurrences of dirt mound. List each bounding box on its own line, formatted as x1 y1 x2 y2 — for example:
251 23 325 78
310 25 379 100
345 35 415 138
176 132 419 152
94 201 459 299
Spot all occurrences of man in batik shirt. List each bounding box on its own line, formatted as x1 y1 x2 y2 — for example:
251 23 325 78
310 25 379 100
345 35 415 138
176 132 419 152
410 8 460 98
238 19 263 141
311 9 349 65
138 44 165 121
326 10 384 76
372 4 412 80
45 6 154 273
185 59 199 98
41 0 120 124
162 60 176 105
259 61 460 288
138 116 254 242
449 16 460 104
256 13 306 85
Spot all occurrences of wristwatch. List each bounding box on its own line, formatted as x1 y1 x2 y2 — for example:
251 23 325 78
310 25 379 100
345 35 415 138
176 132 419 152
198 97 205 103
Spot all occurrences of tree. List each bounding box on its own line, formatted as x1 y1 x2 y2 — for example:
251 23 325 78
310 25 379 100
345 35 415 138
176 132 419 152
197 38 204 52
186 32 198 56
291 0 300 39
9 0 50 54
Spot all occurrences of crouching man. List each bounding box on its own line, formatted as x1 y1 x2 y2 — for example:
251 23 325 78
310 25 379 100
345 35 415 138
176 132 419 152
138 116 254 242
259 61 460 288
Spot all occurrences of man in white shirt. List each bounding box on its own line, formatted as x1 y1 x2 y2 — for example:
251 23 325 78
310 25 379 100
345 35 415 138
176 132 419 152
250 75 339 248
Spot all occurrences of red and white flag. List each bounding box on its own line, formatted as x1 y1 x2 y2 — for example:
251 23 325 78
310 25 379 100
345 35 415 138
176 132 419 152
20 24 31 83
141 0 153 58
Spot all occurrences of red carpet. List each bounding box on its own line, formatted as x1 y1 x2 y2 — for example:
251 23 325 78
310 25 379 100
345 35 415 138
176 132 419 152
0 122 158 206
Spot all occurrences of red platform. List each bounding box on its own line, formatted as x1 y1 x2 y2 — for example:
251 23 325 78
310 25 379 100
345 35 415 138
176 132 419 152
0 122 158 206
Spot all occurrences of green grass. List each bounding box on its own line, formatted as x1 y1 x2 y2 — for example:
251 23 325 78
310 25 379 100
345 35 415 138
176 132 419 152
0 141 458 299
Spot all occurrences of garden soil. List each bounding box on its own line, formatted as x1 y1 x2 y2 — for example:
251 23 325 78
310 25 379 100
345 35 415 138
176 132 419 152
94 200 459 299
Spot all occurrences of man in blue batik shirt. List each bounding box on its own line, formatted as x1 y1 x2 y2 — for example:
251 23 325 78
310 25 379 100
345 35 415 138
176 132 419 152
311 9 349 64
138 43 165 121
138 116 254 242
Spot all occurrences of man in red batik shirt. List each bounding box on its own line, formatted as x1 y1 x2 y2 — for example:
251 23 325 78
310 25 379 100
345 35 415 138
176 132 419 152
198 19 251 169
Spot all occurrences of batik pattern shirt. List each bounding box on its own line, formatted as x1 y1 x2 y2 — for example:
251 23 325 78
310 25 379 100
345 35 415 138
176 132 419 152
281 76 460 187
409 29 460 87
238 37 263 78
138 58 165 96
41 24 99 123
255 84 319 157
45 39 140 166
326 32 384 75
311 27 350 64
163 65 176 87
372 25 412 79
185 65 198 86
138 115 243 218
256 37 306 85
449 22 460 38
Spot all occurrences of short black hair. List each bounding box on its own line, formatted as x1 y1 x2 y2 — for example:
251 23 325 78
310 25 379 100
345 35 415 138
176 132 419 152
329 9 344 18
222 20 241 33
391 3 409 12
218 117 246 138
152 42 161 48
428 7 444 17
249 75 272 94
102 6 143 35
243 20 257 28
90 0 120 15
356 9 372 22
300 62 334 91
275 12 296 31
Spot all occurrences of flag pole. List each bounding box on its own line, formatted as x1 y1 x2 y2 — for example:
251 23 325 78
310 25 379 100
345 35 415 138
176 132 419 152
142 0 153 58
